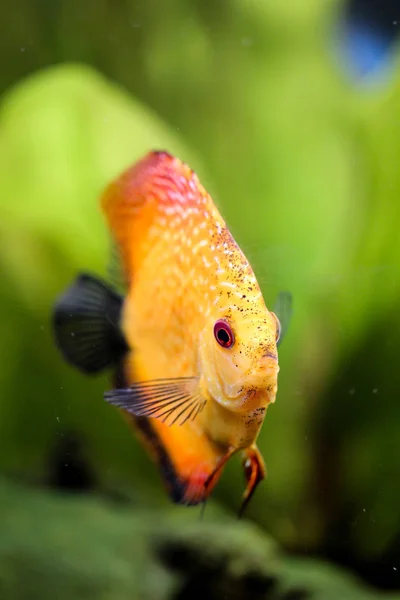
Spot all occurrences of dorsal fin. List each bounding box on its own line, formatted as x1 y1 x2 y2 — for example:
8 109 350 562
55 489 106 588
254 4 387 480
101 151 170 275
107 235 129 295
100 151 206 278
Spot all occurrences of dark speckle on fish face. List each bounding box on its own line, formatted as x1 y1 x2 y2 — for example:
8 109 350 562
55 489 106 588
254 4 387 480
243 405 266 428
245 417 264 428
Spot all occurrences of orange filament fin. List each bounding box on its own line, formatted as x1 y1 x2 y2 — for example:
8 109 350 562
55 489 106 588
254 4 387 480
239 446 266 518
204 447 236 491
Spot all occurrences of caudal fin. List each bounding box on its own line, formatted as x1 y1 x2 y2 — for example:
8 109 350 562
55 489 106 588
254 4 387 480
52 273 128 374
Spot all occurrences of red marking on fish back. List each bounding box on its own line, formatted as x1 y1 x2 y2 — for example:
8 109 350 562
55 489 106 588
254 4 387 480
101 151 211 282
102 150 207 217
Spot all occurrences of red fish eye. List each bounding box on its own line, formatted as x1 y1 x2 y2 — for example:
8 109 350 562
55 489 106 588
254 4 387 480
214 320 234 348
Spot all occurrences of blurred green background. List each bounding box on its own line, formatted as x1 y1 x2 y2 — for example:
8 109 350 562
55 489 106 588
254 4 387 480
1 0 400 598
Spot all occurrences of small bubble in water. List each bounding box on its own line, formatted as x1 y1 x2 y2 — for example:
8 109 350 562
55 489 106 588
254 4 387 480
56 417 60 422
349 388 355 395
20 47 25 52
393 21 398 26
372 388 378 394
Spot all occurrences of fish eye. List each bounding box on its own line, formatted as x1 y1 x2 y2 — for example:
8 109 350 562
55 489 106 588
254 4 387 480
214 320 234 348
271 312 281 343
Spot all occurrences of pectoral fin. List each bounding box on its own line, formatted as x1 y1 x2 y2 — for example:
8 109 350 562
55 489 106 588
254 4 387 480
104 377 207 426
273 291 293 346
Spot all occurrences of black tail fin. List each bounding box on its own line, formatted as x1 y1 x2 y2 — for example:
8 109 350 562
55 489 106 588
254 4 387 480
52 273 128 374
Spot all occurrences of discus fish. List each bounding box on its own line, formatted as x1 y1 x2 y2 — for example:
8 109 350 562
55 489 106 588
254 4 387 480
53 151 292 515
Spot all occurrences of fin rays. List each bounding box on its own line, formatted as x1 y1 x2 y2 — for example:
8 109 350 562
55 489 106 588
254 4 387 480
104 377 207 426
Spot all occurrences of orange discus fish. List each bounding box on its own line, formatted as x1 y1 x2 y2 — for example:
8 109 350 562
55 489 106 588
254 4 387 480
53 151 292 515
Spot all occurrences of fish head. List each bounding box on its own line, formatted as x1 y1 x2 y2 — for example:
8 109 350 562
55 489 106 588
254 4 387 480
200 306 281 412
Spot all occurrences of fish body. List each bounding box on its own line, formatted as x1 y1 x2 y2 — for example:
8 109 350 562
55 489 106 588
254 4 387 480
53 151 289 512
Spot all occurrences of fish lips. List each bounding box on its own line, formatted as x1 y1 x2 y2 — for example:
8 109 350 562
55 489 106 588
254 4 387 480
223 360 279 402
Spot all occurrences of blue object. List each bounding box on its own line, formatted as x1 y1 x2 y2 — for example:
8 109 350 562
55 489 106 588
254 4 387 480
334 1 399 85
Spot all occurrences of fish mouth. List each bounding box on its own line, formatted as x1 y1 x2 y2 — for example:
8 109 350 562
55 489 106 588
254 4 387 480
223 367 279 401
262 350 278 361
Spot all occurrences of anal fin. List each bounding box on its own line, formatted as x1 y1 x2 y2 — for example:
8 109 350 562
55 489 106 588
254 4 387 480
125 413 227 506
